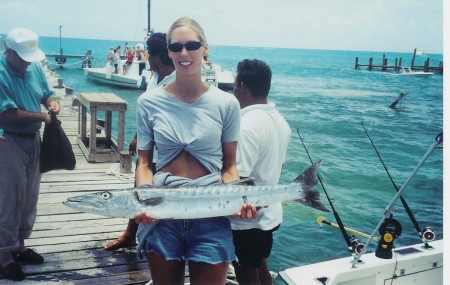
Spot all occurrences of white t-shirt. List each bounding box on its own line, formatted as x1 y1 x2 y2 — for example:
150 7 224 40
231 102 291 230
146 71 176 91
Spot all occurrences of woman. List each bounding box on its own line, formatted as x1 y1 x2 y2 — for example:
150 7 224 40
134 17 254 284
122 48 134 75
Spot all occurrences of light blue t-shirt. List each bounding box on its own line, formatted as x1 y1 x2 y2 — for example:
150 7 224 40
0 56 55 133
136 85 240 173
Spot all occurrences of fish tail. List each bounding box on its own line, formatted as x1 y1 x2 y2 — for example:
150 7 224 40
293 159 330 212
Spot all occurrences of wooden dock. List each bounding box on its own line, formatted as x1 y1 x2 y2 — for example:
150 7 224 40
1 61 237 284
354 48 443 74
45 49 93 69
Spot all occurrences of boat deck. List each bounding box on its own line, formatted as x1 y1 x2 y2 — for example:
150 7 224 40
0 63 236 284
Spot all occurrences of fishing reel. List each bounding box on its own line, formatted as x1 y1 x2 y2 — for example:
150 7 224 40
349 236 364 255
421 227 435 242
375 217 402 259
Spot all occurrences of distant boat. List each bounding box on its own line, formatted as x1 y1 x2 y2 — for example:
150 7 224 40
393 66 433 76
213 63 235 91
84 0 234 91
84 60 152 90
84 59 232 90
416 49 425 56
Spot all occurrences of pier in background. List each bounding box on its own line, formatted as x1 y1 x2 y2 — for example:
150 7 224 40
355 48 443 74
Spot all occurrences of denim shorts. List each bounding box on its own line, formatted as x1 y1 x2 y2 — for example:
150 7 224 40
144 217 236 264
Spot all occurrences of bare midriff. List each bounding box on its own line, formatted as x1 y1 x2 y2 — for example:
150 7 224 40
160 150 209 180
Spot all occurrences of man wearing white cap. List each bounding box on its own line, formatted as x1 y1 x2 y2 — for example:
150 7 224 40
0 28 60 281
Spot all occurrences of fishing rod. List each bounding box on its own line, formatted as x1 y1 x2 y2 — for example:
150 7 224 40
352 132 443 267
296 128 363 255
361 121 436 248
317 216 380 242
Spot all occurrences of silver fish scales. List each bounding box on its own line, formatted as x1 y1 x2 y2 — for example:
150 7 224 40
62 160 329 219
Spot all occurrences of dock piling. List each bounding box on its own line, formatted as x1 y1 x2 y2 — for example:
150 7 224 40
120 151 132 174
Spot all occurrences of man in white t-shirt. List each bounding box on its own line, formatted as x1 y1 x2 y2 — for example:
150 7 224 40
104 33 175 250
231 59 291 285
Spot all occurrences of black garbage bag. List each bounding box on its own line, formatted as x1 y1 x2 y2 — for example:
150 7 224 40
40 111 76 173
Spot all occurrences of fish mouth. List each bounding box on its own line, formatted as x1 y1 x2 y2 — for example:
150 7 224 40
63 197 105 208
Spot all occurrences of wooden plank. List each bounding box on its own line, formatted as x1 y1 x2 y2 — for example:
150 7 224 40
33 217 128 231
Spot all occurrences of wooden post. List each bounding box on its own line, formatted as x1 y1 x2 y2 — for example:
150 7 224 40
424 58 430 72
57 78 64 88
355 57 359 70
411 49 416 69
389 91 407 109
368 58 373 71
120 151 132 174
382 54 386 72
65 87 73 96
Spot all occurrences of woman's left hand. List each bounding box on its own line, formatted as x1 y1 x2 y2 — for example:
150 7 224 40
234 203 258 220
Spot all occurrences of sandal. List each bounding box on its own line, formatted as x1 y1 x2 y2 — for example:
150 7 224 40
11 248 44 265
0 262 25 281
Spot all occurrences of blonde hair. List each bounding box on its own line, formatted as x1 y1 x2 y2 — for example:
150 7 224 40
167 17 207 46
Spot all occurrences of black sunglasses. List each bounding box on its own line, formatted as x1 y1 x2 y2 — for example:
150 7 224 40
168 41 203 52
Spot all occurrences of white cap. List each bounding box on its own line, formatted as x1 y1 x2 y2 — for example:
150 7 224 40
6 28 45 62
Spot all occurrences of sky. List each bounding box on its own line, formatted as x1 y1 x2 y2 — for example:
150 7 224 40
0 0 445 54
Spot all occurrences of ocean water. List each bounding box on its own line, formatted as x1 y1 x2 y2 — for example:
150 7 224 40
31 36 444 283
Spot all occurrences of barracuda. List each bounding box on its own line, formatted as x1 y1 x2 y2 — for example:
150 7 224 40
62 160 329 219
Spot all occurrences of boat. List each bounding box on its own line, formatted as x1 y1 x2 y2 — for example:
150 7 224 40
84 0 235 91
279 132 443 285
213 63 235 91
416 49 425 56
84 59 152 89
280 240 442 285
394 67 434 76
84 58 229 90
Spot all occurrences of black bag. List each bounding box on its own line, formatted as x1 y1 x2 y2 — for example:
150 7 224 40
40 111 76 173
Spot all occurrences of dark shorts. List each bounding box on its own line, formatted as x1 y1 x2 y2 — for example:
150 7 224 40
232 225 280 269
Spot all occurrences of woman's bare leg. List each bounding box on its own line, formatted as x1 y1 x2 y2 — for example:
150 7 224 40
147 252 185 285
189 261 229 285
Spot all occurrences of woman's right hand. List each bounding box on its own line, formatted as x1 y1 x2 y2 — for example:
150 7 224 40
135 211 157 225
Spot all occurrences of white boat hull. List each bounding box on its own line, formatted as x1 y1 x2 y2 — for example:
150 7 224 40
85 61 150 89
279 239 442 285
85 61 228 90
394 67 434 76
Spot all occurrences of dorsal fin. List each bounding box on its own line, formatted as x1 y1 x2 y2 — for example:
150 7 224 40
226 177 255 186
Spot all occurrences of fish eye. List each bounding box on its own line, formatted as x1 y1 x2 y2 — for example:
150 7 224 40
100 192 111 199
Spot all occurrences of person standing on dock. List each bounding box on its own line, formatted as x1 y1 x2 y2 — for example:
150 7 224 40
104 32 176 251
134 17 256 285
231 59 291 285
0 28 60 281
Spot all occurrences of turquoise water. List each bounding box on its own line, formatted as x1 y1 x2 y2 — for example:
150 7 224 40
36 36 444 283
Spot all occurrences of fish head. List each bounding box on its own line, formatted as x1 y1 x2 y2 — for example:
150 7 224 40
62 189 141 218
